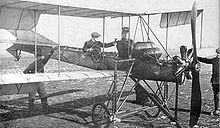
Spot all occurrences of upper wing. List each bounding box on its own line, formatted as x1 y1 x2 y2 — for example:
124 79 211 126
0 0 204 30
160 9 203 28
0 0 141 18
0 5 40 30
0 0 141 30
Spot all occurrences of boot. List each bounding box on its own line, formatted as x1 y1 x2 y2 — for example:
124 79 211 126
41 97 48 114
28 100 35 113
134 84 147 105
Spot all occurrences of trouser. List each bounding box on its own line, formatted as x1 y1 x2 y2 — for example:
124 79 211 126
29 82 47 100
28 82 48 112
134 84 148 104
212 84 219 111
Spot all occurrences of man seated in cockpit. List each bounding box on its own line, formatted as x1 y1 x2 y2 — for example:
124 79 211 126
82 32 115 52
114 27 134 59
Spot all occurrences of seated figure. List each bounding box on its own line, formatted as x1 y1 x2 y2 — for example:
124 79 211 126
82 32 115 53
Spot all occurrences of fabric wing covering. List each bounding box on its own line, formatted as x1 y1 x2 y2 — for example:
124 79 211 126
160 9 203 28
0 0 204 30
0 0 140 31
7 30 57 46
0 6 40 30
0 0 142 30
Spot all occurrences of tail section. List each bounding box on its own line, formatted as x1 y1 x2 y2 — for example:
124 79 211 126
6 30 57 60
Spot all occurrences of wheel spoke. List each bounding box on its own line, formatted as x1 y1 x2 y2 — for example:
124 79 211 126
92 103 111 128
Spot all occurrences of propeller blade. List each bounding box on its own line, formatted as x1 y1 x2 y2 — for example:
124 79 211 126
191 2 198 63
189 2 202 127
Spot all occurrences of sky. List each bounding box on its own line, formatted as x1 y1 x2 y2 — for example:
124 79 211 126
0 0 219 57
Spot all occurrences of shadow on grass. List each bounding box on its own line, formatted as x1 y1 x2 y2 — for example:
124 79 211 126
0 90 142 128
0 88 84 121
0 89 84 104
169 107 212 115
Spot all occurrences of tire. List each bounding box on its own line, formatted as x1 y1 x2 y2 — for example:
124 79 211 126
92 103 111 128
143 93 161 118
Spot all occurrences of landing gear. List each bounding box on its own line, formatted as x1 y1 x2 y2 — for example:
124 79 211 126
92 103 110 128
143 93 160 118
91 59 182 128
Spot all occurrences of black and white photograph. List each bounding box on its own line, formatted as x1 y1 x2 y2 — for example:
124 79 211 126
0 0 219 127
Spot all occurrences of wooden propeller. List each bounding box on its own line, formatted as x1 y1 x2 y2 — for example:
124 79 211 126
189 2 202 127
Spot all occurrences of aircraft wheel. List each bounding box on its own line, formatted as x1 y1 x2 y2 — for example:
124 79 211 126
143 93 161 118
92 103 111 128
91 47 102 63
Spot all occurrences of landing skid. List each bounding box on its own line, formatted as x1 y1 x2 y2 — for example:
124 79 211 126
91 59 182 128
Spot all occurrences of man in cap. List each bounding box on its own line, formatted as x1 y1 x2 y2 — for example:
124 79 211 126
198 47 220 116
82 32 115 52
114 27 148 105
23 49 54 114
114 27 134 59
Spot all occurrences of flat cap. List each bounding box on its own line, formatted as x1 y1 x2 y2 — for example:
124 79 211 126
91 32 101 37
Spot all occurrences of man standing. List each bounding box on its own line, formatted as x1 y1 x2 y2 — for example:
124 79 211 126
82 32 115 52
198 48 219 116
114 27 146 104
114 27 134 59
23 50 54 113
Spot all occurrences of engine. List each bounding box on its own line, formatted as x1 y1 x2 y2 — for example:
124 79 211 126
132 41 162 61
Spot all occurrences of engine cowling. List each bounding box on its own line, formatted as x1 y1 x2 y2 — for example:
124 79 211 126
132 41 162 60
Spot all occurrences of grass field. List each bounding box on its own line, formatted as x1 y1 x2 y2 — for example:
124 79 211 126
0 48 219 128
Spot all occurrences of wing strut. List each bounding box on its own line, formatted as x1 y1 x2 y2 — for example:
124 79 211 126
34 10 37 74
58 5 61 76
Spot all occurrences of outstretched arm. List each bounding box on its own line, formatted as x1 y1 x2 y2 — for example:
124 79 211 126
100 39 118 48
103 42 115 48
198 56 212 64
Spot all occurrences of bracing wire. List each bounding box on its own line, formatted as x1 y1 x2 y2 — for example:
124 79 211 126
140 16 150 40
140 18 160 63
139 16 145 41
69 15 171 66
140 16 172 59
133 16 140 41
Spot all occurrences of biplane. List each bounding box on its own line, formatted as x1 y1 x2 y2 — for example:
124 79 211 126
0 0 204 127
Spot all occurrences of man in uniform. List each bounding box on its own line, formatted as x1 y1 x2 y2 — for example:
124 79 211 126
198 48 220 116
23 50 54 113
114 27 147 105
114 27 134 59
82 32 115 52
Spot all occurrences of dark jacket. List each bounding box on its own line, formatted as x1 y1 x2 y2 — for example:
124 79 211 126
82 39 114 52
116 38 134 59
198 56 219 84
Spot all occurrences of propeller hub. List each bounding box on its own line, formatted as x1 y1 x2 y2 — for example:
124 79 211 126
194 63 201 72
